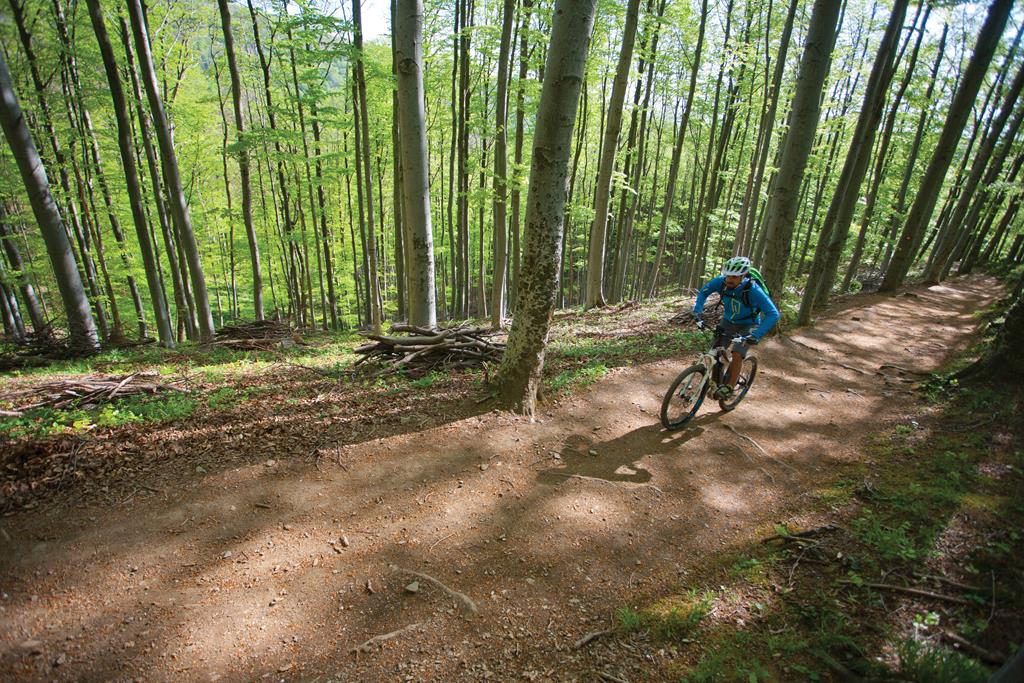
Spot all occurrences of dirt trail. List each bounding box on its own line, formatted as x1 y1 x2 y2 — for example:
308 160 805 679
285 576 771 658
0 276 999 682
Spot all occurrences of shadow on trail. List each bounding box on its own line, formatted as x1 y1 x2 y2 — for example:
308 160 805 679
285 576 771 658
537 413 723 486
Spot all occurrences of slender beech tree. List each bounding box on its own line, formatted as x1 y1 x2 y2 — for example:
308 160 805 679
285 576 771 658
759 0 843 300
585 0 642 308
217 0 264 320
925 61 1024 283
0 206 45 333
490 0 516 329
736 0 799 256
497 0 597 413
882 0 1014 292
842 3 930 292
798 0 909 324
647 0 708 297
119 17 195 341
876 23 947 273
509 0 533 309
0 50 99 351
85 0 174 346
126 0 216 340
394 0 437 329
353 0 382 334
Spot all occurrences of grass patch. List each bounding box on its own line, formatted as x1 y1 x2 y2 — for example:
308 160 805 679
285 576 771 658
0 392 197 439
616 590 713 642
548 362 609 393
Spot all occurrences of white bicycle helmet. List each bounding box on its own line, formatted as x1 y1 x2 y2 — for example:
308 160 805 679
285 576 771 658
722 256 751 277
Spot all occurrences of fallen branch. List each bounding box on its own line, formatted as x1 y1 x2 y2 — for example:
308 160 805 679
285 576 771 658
941 629 1005 665
839 581 975 605
393 566 478 614
598 672 629 683
879 364 929 376
839 363 869 375
575 628 615 649
763 524 839 544
916 574 984 594
349 622 423 654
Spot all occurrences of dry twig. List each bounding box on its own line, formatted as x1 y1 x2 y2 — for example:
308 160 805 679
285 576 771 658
575 628 615 649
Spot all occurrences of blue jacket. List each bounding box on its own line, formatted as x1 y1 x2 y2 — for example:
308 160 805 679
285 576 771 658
693 275 780 340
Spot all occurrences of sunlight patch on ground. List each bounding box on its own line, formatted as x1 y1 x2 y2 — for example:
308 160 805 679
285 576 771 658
700 482 753 515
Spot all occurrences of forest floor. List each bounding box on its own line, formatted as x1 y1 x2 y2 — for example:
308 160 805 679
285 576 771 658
0 274 1022 682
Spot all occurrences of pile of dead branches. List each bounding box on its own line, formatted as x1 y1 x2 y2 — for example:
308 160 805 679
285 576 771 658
0 372 186 417
354 324 505 377
0 327 85 371
668 307 723 326
208 320 301 351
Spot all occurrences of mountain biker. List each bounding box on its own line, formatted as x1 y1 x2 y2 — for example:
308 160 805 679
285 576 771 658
690 256 780 400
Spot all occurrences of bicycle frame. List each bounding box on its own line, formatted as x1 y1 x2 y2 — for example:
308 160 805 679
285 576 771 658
690 326 749 398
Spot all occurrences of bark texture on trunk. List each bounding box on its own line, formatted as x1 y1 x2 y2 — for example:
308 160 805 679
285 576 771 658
0 51 99 351
126 0 216 340
585 0 641 308
496 0 598 414
217 0 264 320
759 0 843 299
395 0 438 329
86 0 175 346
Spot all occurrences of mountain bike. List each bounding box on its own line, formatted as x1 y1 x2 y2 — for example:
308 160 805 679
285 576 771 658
660 320 759 430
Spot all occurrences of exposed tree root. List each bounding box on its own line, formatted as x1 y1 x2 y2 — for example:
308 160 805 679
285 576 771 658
349 622 423 654
393 566 478 614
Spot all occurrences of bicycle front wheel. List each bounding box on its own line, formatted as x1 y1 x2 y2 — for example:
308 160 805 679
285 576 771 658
661 364 709 430
718 356 758 412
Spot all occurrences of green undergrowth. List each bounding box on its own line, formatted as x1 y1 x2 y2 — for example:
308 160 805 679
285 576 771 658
617 377 1023 682
545 328 705 395
2 330 362 382
0 392 200 440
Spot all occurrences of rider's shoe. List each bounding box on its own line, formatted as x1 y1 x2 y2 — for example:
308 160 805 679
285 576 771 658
715 385 734 400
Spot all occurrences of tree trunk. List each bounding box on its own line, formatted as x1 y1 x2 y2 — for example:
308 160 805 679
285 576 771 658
876 23 947 274
0 206 45 332
86 0 174 346
585 0 641 308
509 0 533 310
353 0 383 334
798 0 909 324
881 0 1013 292
496 0 597 414
648 1 707 297
758 0 842 300
842 3 929 292
118 17 194 341
0 51 99 351
737 0 799 257
489 0 516 328
217 0 264 320
125 0 215 339
390 3 406 323
927 63 1024 282
395 0 438 329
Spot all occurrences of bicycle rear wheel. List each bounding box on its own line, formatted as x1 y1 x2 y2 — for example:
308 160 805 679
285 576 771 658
718 356 758 412
661 364 709 430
